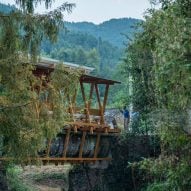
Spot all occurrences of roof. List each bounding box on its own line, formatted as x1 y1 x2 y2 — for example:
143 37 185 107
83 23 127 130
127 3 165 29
35 57 120 85
38 57 94 75
80 75 120 85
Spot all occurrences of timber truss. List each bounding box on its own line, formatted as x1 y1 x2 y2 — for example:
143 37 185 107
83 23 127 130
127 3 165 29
0 62 121 164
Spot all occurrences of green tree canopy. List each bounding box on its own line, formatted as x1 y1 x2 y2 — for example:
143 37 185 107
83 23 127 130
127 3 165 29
123 0 191 189
0 0 80 163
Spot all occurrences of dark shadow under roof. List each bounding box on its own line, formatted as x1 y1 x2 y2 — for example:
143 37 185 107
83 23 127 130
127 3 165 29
80 75 121 85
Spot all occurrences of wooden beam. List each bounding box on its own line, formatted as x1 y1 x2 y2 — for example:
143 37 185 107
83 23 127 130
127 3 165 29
85 102 91 123
95 84 104 124
80 82 86 103
38 157 111 162
80 82 90 122
67 122 108 128
79 131 86 158
100 106 104 124
95 84 102 109
103 84 110 112
64 122 121 133
74 128 121 134
94 134 101 158
0 157 112 162
63 128 71 157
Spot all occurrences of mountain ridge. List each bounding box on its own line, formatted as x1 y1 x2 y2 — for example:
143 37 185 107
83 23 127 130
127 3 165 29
0 3 141 47
64 18 141 47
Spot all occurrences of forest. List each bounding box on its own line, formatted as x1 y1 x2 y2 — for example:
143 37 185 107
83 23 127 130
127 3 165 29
0 0 191 190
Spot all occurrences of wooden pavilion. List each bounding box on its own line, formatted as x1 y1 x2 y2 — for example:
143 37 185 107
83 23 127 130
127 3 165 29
1 57 121 164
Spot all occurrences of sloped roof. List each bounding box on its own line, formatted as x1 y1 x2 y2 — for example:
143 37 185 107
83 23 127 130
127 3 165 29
38 57 94 75
35 57 120 85
80 75 120 85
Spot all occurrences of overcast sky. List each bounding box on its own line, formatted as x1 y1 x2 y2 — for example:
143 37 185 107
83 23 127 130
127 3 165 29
1 0 153 24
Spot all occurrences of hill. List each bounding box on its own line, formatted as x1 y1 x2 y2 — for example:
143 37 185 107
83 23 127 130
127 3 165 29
0 3 140 79
41 29 122 78
65 18 141 48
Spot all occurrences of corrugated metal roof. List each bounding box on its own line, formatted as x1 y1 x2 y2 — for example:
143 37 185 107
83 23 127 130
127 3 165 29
36 57 120 85
38 57 94 74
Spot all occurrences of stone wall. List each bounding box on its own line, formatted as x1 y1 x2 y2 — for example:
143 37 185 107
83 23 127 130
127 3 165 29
68 134 160 191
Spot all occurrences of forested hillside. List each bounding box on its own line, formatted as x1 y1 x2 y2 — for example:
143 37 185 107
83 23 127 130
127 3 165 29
0 3 139 81
65 18 140 47
0 3 136 108
41 30 122 78
42 18 140 78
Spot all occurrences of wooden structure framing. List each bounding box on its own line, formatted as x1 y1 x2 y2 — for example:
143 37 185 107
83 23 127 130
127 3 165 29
0 59 121 164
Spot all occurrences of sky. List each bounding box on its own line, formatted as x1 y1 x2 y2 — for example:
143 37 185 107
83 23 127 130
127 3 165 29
1 0 153 24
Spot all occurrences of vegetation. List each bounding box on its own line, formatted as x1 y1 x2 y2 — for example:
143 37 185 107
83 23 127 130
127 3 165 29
64 18 140 48
0 0 81 163
0 4 140 108
7 166 35 191
122 0 191 190
41 30 122 78
1 0 191 190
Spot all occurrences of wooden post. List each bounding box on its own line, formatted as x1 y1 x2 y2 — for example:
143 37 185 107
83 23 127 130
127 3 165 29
95 84 104 124
95 84 102 109
80 82 90 122
94 134 101 158
63 128 71 157
80 82 86 103
79 131 86 158
103 84 109 113
85 102 91 123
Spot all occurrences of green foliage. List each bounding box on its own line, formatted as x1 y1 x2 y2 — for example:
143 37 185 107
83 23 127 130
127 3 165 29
0 0 80 163
64 18 141 48
0 3 74 58
0 57 80 162
122 0 191 190
15 0 75 14
40 18 141 81
0 4 141 108
42 29 122 78
7 166 34 191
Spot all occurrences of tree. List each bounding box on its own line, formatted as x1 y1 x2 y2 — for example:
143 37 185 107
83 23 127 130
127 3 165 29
0 0 80 163
75 48 87 65
123 0 191 189
86 48 100 74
